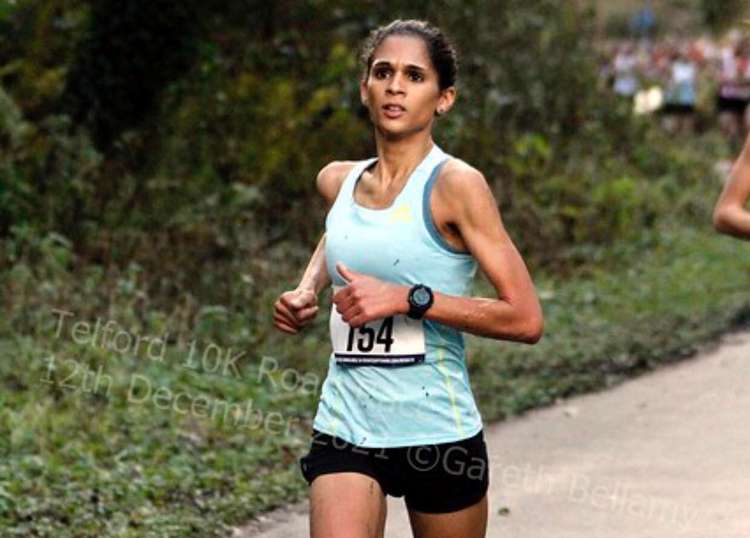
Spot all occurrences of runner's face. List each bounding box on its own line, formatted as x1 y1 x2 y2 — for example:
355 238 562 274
361 35 454 138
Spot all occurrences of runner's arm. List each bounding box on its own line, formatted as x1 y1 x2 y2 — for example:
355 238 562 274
334 162 543 343
297 161 356 294
415 163 544 343
714 134 750 239
272 162 355 334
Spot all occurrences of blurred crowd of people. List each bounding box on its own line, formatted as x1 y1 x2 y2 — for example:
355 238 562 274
600 30 750 141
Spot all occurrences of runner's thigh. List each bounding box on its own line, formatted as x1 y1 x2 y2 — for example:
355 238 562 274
407 494 488 538
309 472 387 538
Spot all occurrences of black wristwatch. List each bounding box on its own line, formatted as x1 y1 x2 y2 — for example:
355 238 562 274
407 284 434 320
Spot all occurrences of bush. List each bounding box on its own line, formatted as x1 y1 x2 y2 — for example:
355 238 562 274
0 0 732 292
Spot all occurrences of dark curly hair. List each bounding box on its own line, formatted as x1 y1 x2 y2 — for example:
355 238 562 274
359 19 458 91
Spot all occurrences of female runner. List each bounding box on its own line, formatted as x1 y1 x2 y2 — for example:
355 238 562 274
714 131 750 237
273 19 543 538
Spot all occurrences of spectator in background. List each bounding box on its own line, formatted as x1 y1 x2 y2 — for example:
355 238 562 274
631 0 656 40
661 46 697 134
716 40 750 144
613 42 640 104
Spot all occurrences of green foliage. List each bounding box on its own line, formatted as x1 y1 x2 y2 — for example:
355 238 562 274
701 0 748 32
0 92 101 239
62 0 208 151
1 0 727 265
0 4 747 533
2 225 750 536
0 1 88 116
469 227 750 417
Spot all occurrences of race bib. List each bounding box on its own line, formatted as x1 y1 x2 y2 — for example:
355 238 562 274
330 286 425 367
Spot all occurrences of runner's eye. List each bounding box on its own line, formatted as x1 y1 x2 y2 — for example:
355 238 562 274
374 67 391 79
408 70 424 82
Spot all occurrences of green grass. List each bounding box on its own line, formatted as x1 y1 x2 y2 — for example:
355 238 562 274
2 224 750 536
469 225 750 419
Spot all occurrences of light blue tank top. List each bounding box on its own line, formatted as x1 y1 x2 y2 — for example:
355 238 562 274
311 143 484 447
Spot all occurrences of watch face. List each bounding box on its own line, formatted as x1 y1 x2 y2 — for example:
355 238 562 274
412 287 431 306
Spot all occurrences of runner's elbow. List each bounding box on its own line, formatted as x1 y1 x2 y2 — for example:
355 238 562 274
712 205 734 235
492 310 543 344
518 314 544 344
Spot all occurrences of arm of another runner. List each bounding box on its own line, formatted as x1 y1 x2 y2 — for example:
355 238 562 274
272 161 355 334
713 133 750 239
333 162 543 344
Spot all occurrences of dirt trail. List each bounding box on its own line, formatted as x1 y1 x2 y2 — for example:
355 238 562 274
234 330 750 537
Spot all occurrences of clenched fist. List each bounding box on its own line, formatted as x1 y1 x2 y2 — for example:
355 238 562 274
273 288 319 334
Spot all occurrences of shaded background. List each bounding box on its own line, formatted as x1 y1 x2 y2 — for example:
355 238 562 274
2 0 750 536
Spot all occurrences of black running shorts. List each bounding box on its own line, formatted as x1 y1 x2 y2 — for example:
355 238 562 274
299 428 490 514
717 94 749 114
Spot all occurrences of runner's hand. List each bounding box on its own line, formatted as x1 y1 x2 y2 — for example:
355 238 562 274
333 262 407 328
273 288 319 334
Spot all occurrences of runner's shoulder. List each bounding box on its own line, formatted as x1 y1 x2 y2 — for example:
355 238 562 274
434 157 492 208
316 161 358 208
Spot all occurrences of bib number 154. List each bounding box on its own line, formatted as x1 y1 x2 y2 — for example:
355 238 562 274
346 317 394 353
330 284 425 366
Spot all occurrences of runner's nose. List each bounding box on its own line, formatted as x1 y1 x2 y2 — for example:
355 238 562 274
386 72 406 95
